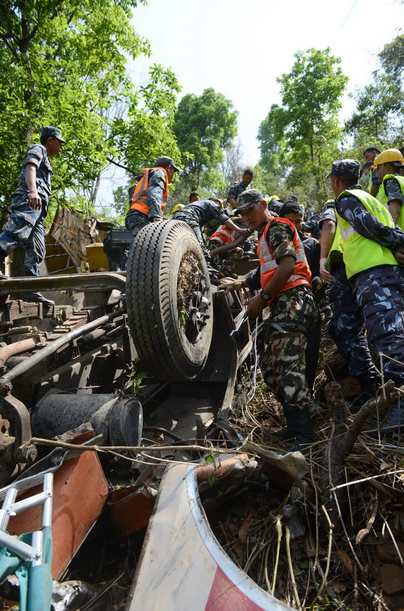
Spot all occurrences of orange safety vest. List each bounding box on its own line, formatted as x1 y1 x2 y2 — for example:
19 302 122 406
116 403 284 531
128 167 169 216
210 224 235 245
258 218 311 303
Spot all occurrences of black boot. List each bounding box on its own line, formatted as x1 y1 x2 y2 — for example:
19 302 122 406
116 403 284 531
274 427 295 441
275 398 321 441
365 381 403 434
350 374 380 411
379 399 403 435
283 405 315 452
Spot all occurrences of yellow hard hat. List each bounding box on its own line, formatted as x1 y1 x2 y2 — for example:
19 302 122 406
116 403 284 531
372 148 404 168
172 203 184 215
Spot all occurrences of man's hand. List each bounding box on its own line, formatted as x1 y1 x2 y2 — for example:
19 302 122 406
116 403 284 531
218 278 243 292
28 190 41 210
320 258 333 284
237 227 250 237
151 217 162 223
247 293 266 319
394 248 404 265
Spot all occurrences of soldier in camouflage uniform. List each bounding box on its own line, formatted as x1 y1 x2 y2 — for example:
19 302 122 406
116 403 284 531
220 189 318 450
258 285 318 411
0 126 65 306
328 159 404 428
226 170 255 257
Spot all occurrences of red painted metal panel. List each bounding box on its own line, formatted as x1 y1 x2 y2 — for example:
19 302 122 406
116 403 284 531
8 451 108 579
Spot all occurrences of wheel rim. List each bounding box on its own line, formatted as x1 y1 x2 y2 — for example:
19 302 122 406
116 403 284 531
177 252 211 345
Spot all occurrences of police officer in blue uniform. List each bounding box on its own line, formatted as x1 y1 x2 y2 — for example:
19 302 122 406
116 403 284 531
0 126 65 305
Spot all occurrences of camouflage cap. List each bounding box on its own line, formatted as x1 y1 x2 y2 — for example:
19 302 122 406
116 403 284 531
155 156 180 172
237 189 264 211
41 126 66 143
326 160 360 180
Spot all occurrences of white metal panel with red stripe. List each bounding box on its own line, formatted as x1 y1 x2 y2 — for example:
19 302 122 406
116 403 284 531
126 463 292 611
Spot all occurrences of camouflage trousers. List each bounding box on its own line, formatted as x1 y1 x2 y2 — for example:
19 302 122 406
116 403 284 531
260 285 318 410
0 193 46 276
328 263 379 379
353 267 404 385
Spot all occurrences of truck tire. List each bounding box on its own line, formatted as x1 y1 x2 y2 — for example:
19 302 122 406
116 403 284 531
126 220 214 381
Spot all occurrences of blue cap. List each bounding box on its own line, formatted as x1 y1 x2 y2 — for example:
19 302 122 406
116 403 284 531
155 156 179 172
326 160 360 179
41 126 66 143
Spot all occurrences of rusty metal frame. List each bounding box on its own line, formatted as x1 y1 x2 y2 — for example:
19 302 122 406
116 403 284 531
0 272 126 296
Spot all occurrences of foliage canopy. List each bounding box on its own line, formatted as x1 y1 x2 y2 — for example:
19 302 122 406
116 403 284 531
258 48 348 203
345 34 404 150
173 88 238 190
0 0 182 222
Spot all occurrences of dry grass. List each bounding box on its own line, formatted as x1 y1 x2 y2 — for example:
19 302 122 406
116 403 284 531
216 342 404 611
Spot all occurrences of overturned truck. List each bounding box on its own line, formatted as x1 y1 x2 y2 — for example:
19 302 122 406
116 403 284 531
0 221 296 611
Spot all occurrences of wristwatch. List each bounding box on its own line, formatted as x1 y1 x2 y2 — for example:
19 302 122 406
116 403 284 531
259 289 272 302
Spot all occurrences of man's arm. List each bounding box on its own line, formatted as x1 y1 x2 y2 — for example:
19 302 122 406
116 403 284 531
319 219 336 283
336 196 404 252
146 169 166 221
226 184 238 209
224 218 250 236
25 163 41 210
384 177 403 225
248 256 295 318
209 232 249 257
248 220 297 318
370 167 381 197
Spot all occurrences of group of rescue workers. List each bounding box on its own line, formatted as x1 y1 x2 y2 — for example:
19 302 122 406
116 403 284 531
124 149 404 450
1 126 404 451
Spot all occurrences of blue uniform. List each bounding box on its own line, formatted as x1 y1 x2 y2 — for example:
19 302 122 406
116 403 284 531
0 144 52 276
227 180 251 202
335 187 404 385
319 198 380 382
174 200 229 252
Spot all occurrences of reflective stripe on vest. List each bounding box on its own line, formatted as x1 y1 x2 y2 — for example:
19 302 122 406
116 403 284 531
377 174 404 231
210 225 234 244
258 218 311 302
336 188 397 279
128 168 169 216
